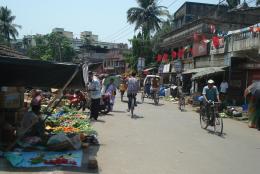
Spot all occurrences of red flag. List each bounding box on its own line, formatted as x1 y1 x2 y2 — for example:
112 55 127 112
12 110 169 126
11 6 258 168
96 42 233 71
171 51 177 59
178 48 184 59
157 54 162 62
162 53 168 62
212 36 220 48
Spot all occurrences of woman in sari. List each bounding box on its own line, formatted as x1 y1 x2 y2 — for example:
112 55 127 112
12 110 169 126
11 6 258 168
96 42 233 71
244 81 260 130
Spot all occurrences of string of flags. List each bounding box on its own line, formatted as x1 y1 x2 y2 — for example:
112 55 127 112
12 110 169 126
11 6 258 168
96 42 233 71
155 23 260 63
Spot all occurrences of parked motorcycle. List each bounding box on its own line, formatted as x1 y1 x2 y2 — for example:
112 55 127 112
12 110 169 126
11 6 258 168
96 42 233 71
85 92 112 115
66 90 87 111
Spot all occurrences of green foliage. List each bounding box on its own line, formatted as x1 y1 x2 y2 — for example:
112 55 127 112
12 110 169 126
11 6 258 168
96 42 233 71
127 0 169 38
226 0 240 8
27 32 75 62
0 6 21 45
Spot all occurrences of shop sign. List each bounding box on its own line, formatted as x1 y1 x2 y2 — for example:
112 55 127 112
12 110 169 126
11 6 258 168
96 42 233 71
193 42 208 57
137 57 145 71
163 63 170 73
173 60 183 73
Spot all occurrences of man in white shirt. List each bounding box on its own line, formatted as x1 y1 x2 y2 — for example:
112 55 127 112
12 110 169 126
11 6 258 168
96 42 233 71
88 71 101 120
220 80 228 94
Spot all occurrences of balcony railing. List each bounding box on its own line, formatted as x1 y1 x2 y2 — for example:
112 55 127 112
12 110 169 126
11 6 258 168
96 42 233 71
228 31 260 52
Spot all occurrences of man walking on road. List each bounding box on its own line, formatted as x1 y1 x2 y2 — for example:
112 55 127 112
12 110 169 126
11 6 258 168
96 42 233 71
88 71 101 120
127 71 139 112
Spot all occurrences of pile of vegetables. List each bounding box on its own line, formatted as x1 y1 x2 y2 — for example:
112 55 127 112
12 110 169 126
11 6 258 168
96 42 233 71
45 106 96 135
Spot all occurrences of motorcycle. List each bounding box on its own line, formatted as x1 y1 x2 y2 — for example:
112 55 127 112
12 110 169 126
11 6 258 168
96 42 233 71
85 92 112 115
99 93 112 114
66 90 87 111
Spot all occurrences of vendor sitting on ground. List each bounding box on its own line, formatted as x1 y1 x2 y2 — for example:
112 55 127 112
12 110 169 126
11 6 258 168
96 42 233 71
19 89 44 137
31 89 42 115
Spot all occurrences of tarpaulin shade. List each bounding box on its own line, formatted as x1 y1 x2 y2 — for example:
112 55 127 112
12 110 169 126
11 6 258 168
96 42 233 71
0 56 85 89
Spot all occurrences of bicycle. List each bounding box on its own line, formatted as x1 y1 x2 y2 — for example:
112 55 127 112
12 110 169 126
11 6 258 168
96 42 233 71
200 101 223 135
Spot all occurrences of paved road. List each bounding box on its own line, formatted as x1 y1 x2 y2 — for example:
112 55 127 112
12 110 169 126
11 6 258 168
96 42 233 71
94 95 260 174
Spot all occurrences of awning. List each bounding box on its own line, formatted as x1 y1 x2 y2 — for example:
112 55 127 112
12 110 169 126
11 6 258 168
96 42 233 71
182 68 204 74
191 67 226 80
0 56 85 88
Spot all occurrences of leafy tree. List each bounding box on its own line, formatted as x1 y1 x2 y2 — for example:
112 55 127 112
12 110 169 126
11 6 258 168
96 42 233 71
27 32 75 62
226 0 240 8
0 6 21 45
127 0 169 38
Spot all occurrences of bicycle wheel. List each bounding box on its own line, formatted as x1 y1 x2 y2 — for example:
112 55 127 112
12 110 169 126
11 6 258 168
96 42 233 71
131 97 135 118
121 93 123 102
180 99 185 111
154 93 159 105
200 108 208 129
214 114 223 135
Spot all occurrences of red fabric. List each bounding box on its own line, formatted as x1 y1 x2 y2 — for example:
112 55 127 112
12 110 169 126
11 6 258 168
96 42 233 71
178 48 184 59
212 36 220 48
157 54 162 62
171 51 177 59
162 53 168 62
193 33 199 42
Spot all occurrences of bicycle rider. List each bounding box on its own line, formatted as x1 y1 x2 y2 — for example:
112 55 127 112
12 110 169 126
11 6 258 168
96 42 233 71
202 79 221 125
127 71 139 112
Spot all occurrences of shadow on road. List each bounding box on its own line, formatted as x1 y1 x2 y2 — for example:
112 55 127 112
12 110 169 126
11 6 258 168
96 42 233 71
112 110 126 113
132 115 144 119
207 129 227 139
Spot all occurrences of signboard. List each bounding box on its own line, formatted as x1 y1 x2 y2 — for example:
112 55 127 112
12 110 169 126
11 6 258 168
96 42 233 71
173 60 183 73
210 38 225 55
192 42 208 57
137 57 145 71
163 63 170 73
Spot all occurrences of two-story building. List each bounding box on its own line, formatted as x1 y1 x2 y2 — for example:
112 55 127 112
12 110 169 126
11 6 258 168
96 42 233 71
160 2 260 94
103 48 128 75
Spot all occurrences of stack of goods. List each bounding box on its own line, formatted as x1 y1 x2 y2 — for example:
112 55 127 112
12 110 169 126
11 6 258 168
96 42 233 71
45 106 96 136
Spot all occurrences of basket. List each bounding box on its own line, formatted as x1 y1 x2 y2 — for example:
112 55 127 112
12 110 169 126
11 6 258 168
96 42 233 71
47 140 74 151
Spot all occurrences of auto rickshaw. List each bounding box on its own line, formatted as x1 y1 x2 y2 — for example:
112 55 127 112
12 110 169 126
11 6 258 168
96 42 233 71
141 75 161 105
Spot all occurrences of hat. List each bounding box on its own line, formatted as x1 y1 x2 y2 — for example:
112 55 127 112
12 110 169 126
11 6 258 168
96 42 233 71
207 79 214 84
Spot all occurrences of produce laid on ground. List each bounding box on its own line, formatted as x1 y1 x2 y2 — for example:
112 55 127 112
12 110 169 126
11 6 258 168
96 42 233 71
45 106 96 136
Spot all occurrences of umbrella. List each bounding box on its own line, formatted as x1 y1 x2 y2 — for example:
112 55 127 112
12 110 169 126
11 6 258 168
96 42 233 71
104 76 120 88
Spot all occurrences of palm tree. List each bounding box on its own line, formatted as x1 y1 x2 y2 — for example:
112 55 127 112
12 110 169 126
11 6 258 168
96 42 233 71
0 6 21 45
226 0 240 8
127 0 169 38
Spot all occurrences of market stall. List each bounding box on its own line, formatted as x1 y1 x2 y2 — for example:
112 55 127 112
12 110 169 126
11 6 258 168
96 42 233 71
0 56 99 170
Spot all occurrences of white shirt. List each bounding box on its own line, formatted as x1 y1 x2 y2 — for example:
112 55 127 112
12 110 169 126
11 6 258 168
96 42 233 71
220 82 228 93
88 76 101 99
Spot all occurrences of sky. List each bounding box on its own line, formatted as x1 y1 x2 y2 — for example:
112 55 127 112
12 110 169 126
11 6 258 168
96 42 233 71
1 0 221 44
